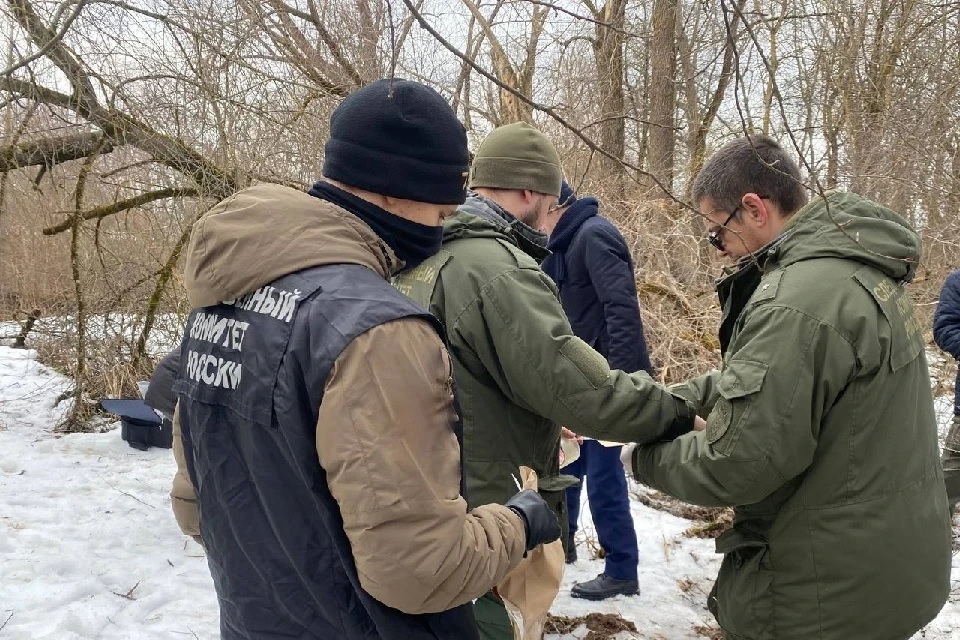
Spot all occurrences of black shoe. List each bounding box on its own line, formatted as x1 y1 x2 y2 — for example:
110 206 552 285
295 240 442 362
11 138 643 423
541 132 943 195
570 573 639 601
565 541 577 564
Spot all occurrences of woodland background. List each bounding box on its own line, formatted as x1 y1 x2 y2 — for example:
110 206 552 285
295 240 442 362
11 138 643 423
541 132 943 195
0 0 958 429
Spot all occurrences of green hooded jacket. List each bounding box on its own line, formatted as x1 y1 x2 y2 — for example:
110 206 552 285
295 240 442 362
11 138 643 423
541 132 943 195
394 193 695 525
631 191 951 640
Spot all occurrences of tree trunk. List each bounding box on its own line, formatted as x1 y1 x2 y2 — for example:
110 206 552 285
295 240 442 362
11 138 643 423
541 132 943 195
592 1 627 191
647 0 678 194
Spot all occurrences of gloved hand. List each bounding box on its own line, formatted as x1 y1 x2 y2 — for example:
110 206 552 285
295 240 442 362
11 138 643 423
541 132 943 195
505 489 561 552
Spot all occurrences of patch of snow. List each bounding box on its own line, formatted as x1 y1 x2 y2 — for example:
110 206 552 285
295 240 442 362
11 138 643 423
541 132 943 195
0 346 217 640
0 345 957 639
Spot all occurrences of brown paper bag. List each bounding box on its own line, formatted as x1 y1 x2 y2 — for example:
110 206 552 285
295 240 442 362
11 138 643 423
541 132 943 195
496 466 565 640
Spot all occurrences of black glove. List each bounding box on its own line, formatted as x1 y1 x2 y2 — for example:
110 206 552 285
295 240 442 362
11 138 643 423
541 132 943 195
659 397 697 442
505 489 561 552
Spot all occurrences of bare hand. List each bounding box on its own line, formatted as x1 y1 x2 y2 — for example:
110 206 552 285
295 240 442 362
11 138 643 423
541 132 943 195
694 416 707 432
561 427 583 444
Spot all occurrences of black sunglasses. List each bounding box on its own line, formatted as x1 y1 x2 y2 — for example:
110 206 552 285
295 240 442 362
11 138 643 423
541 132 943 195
707 206 740 252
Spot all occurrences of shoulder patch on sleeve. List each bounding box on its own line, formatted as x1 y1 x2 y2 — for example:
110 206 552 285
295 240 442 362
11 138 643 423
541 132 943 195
707 359 768 449
559 336 610 389
706 400 733 444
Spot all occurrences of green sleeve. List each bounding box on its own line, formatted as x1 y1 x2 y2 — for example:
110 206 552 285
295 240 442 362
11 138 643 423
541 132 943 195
668 370 722 417
632 305 854 507
451 267 695 444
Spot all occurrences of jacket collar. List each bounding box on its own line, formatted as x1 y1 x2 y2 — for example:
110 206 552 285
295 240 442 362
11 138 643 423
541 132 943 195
547 197 599 253
459 192 550 261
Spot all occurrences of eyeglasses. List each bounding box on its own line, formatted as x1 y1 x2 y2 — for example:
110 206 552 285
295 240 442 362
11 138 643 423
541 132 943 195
707 206 740 252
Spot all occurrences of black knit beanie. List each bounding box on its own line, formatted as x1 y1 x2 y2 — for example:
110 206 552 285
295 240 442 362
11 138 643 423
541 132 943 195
322 79 469 205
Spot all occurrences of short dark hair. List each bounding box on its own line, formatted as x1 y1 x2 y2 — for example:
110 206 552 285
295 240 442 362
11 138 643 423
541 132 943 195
692 134 808 216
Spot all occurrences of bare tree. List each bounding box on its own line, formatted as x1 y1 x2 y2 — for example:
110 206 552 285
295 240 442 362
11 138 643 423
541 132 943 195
646 0 678 192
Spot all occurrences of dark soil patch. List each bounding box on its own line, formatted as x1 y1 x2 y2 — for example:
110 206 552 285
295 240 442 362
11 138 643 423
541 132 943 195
545 612 638 639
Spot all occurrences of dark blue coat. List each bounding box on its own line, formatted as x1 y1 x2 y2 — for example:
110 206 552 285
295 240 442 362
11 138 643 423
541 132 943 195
541 197 652 375
934 269 960 414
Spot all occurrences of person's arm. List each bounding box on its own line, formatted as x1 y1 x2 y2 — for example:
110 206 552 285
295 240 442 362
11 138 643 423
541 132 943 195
170 403 202 544
582 223 651 374
934 272 960 360
145 349 180 416
666 371 722 418
628 305 854 507
316 318 527 615
451 267 695 444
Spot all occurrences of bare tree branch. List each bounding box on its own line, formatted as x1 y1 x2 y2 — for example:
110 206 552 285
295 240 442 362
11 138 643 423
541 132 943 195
0 0 90 78
42 187 199 235
0 130 113 171
524 0 641 37
398 0 687 207
9 0 99 105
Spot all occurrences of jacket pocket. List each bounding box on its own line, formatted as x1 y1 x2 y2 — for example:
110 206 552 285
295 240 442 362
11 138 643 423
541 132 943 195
713 529 775 639
706 360 768 456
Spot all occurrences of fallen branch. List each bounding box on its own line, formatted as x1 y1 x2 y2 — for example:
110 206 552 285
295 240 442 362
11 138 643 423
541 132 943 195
0 611 13 632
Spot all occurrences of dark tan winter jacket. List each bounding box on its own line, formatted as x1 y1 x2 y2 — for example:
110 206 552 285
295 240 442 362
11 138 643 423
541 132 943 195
171 183 526 614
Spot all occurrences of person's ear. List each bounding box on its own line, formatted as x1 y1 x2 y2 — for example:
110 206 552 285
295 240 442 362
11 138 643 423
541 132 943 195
741 192 769 227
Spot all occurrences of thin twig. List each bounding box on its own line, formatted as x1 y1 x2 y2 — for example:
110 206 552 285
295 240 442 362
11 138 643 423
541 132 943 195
524 0 641 37
109 484 156 509
399 0 690 211
0 611 13 632
0 0 91 79
721 0 912 265
111 581 141 600
386 0 397 92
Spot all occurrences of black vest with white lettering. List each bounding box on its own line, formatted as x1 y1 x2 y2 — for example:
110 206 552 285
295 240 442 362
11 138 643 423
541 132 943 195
174 263 477 640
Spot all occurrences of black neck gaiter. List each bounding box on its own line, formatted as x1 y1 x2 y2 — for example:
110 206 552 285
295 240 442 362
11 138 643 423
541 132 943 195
308 180 443 271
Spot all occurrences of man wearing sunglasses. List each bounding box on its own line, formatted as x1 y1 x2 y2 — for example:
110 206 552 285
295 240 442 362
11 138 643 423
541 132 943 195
622 134 950 640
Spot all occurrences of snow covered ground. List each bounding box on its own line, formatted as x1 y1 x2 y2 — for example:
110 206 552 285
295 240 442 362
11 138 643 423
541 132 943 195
1 344 958 639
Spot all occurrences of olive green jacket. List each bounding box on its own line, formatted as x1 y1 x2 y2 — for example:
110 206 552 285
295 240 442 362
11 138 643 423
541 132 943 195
395 193 695 526
632 192 951 640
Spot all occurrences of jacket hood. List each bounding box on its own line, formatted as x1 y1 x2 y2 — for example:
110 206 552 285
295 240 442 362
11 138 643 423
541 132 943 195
183 183 398 308
442 192 549 262
547 196 599 253
766 191 921 282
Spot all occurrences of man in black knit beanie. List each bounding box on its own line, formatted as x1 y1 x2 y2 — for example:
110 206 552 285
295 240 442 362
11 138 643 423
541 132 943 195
170 78 560 640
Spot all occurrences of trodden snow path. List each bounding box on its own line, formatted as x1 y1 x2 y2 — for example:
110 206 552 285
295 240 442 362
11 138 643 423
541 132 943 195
0 344 957 639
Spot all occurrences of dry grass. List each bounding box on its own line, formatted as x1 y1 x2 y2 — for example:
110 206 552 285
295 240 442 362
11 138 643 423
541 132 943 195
692 624 724 639
631 485 734 539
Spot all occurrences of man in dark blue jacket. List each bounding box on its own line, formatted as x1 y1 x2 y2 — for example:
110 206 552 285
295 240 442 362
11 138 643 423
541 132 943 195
935 269 960 510
541 181 645 600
